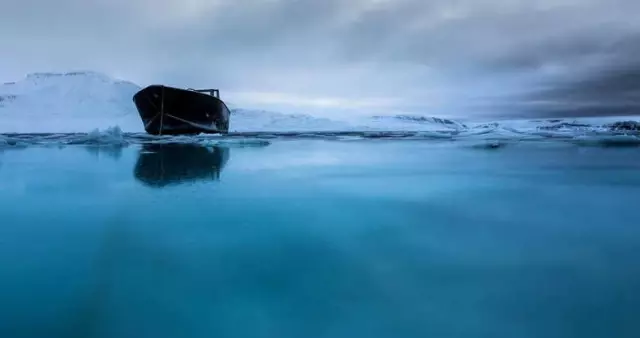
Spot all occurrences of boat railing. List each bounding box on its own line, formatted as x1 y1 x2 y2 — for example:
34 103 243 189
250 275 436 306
187 88 220 98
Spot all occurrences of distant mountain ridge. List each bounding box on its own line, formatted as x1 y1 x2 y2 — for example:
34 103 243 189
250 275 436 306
0 71 473 133
1 71 363 133
5 70 632 134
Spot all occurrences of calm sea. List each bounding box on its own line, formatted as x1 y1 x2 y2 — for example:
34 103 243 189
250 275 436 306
1 139 639 338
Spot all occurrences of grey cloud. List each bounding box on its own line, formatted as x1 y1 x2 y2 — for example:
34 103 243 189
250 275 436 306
2 0 640 118
480 32 640 118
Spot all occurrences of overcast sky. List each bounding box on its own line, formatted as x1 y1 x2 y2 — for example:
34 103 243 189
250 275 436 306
2 0 640 118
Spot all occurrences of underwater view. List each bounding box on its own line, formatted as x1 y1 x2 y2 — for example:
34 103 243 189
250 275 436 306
1 137 639 338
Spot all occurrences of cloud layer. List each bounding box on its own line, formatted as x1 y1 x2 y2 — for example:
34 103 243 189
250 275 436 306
2 0 639 118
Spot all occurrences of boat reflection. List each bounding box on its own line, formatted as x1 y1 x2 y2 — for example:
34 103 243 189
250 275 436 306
134 143 230 187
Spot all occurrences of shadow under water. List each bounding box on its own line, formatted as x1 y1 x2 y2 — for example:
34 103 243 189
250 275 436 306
133 144 230 188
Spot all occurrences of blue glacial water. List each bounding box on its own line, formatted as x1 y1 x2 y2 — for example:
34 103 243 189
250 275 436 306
1 139 639 338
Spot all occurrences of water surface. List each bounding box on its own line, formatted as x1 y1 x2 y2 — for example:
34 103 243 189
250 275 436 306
1 140 639 338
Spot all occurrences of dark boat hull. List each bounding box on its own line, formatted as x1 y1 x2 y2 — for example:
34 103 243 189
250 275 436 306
132 85 230 135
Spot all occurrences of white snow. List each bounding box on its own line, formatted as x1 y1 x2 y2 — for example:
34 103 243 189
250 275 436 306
229 109 357 132
0 71 142 133
360 115 469 131
1 71 640 136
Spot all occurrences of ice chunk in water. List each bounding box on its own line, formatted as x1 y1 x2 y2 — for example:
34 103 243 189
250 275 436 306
68 126 127 146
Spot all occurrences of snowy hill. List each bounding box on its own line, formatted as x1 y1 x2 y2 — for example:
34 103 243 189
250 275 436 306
229 109 356 132
1 71 639 135
364 115 469 131
0 72 368 133
0 71 462 133
0 72 142 133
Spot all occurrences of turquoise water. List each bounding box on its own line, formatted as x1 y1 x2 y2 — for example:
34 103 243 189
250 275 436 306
1 140 639 338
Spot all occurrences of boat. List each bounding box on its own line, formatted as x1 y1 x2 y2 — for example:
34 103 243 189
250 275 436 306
132 85 231 135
